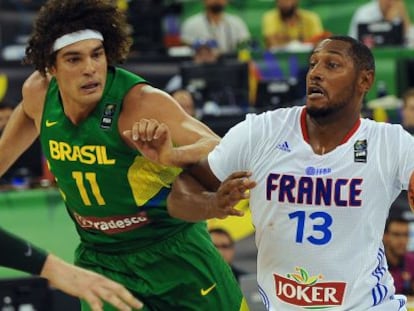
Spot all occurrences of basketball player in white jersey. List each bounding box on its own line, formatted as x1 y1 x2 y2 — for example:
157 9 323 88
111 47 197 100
154 36 414 310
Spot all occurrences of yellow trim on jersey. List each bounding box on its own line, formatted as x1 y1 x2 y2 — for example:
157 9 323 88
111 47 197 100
127 156 182 206
240 297 250 311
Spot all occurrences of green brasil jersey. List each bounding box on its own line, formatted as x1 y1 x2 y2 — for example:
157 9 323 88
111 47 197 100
40 67 191 252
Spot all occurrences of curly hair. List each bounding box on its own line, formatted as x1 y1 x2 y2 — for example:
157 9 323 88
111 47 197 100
24 0 132 76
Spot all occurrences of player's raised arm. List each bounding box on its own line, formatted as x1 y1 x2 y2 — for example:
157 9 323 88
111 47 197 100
120 85 220 168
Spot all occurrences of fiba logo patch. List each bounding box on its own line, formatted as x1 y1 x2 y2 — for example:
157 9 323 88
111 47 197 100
354 139 367 163
100 103 117 129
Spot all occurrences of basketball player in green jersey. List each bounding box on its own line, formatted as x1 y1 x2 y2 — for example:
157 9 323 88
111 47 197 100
0 0 249 310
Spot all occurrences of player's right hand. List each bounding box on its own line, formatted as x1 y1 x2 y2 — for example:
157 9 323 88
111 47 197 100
208 171 256 219
123 119 174 166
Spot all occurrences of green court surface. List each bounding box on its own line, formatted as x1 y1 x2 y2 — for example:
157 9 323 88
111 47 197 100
0 188 79 278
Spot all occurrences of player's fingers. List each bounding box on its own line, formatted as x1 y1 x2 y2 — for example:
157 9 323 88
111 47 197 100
98 281 143 311
109 284 143 310
82 292 104 311
98 292 132 311
220 177 249 195
137 119 150 141
228 188 247 201
223 171 252 183
229 208 244 217
131 121 143 141
144 119 161 141
153 123 169 140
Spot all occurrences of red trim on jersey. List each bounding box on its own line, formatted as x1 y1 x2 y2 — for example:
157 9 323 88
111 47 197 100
300 107 309 142
340 118 361 144
300 107 361 144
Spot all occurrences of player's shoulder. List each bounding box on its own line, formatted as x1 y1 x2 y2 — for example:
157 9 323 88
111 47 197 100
239 106 302 139
122 83 175 120
22 71 50 97
361 118 412 145
21 71 50 115
247 106 302 124
362 118 405 133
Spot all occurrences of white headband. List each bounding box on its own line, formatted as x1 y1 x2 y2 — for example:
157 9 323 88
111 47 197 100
52 29 104 52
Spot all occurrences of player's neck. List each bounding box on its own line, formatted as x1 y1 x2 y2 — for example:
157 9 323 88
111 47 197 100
306 114 360 155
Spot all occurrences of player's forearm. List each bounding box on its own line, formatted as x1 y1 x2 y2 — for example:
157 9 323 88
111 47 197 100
167 172 217 221
169 137 219 168
0 227 48 275
168 190 216 222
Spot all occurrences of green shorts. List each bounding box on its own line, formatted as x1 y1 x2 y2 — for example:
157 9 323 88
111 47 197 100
75 222 250 311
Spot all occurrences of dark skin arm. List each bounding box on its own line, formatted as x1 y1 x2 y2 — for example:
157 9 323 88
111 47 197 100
167 158 256 221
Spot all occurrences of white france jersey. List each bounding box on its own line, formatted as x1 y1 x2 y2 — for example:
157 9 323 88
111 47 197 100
208 106 414 310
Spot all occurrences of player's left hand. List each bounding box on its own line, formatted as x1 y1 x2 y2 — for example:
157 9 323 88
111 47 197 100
208 171 256 219
123 119 174 166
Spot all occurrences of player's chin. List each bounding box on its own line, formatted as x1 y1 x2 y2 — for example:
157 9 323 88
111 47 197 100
306 105 333 119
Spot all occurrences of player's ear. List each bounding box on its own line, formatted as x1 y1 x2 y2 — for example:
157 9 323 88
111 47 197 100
358 69 374 93
47 66 56 76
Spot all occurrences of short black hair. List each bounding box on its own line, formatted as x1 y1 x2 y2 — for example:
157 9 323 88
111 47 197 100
208 228 234 244
384 216 409 233
328 35 376 72
24 0 132 76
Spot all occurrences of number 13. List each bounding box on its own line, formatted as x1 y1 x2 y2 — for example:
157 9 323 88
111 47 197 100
288 211 332 245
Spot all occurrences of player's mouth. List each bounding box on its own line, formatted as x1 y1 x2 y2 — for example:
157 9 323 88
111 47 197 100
307 85 326 99
81 81 100 93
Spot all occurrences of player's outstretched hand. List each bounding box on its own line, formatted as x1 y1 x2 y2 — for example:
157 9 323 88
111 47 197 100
208 171 256 219
41 254 143 311
123 119 174 166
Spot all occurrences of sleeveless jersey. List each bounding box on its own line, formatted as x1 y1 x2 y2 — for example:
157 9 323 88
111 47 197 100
40 67 190 252
208 106 414 310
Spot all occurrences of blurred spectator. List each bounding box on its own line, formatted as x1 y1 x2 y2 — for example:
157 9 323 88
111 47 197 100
127 0 165 55
383 216 414 296
165 39 220 94
261 0 324 50
401 88 414 134
180 0 251 54
348 0 412 45
165 39 221 118
209 228 247 283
